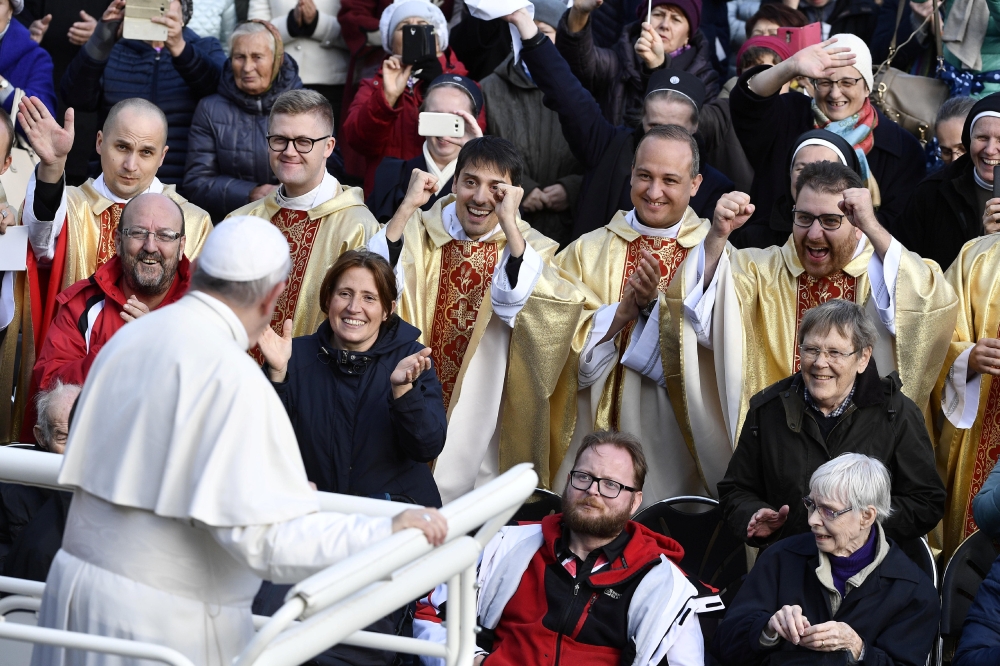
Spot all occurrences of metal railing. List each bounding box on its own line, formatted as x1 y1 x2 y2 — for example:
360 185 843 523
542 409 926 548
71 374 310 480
0 446 538 666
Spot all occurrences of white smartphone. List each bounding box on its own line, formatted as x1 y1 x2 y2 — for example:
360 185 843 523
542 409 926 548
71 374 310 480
123 0 169 41
418 112 465 138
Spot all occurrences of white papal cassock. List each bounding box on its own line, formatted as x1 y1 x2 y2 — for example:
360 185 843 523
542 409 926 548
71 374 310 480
32 290 395 666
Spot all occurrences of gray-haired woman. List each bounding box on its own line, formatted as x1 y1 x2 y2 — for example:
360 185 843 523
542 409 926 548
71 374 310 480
714 454 939 665
717 298 945 547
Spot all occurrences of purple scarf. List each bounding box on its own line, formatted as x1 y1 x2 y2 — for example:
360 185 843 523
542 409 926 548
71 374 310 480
828 527 878 596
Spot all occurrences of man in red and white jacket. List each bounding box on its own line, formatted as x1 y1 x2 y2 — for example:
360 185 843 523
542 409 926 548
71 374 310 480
415 430 719 665
30 192 191 397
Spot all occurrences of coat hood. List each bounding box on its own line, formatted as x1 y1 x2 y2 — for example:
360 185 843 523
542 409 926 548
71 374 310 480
218 54 303 115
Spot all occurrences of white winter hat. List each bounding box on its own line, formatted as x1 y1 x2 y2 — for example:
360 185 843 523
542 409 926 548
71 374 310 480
197 216 290 282
823 33 873 93
379 0 449 55
8 0 23 15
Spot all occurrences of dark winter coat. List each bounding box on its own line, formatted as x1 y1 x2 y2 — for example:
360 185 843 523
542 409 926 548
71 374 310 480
801 0 880 45
717 360 946 547
184 55 303 222
2 490 71 582
60 28 226 186
0 473 51 571
519 33 733 241
0 18 55 117
896 154 980 271
366 152 452 225
953 554 1000 666
714 531 939 666
729 65 926 249
272 317 446 507
480 54 585 247
556 13 720 129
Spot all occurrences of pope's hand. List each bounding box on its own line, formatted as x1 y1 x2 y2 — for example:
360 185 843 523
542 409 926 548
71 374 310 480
747 505 789 539
711 191 755 241
767 605 811 644
259 319 293 383
392 507 448 546
120 295 150 323
403 169 439 209
18 97 74 182
969 338 1000 377
391 347 432 398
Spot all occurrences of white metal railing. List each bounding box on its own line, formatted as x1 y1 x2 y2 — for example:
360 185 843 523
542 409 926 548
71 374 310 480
0 446 537 666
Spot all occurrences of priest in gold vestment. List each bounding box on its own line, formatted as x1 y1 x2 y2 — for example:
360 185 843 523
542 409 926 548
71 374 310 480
370 137 585 503
16 96 212 442
934 234 1000 557
553 126 722 505
666 162 957 467
227 90 379 344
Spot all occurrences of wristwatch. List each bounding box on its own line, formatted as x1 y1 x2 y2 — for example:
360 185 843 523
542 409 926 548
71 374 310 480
640 298 657 318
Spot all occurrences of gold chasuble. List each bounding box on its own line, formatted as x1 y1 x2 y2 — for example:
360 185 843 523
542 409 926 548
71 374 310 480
662 235 957 467
553 208 714 504
227 186 379 340
934 235 1000 557
395 196 585 502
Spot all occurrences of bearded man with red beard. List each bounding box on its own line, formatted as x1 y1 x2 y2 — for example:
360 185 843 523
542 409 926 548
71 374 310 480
413 430 717 666
658 161 956 466
29 192 191 400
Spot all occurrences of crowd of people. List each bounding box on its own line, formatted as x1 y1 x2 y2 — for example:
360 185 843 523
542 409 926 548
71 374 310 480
3 0 1000 663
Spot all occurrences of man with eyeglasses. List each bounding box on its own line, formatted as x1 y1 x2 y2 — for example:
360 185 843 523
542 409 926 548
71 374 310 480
227 89 379 349
716 299 944 548
415 430 717 666
15 95 212 443
28 193 192 408
665 161 956 460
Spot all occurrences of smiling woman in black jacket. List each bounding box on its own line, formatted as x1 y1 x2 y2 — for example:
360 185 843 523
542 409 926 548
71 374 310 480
259 249 446 507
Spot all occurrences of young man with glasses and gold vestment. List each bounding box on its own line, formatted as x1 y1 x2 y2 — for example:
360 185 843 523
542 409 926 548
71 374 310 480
227 89 379 350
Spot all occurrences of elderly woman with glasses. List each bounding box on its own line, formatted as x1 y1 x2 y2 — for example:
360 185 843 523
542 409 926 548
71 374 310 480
714 453 939 665
717 298 945 549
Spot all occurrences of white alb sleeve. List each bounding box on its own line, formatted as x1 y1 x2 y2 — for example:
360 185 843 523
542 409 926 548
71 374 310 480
210 512 393 584
367 227 406 297
682 242 723 349
620 300 665 387
22 169 68 262
579 304 620 389
491 244 543 328
942 346 983 429
866 237 902 336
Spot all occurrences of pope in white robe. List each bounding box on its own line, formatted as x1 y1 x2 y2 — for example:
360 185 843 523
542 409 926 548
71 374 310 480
32 216 447 666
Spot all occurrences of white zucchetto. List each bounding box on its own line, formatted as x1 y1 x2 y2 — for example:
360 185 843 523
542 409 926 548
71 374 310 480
198 216 291 281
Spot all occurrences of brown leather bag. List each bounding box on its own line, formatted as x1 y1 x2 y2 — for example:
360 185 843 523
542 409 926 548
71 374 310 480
871 0 949 145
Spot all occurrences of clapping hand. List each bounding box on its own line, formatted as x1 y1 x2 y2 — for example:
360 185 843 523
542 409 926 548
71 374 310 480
68 11 98 45
629 249 662 311
259 319 293 383
391 347 433 398
29 14 51 44
294 0 318 26
747 505 789 539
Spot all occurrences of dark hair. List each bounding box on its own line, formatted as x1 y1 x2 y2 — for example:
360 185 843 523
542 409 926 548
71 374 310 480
269 89 335 135
633 124 700 177
795 160 863 197
936 95 976 129
319 249 398 318
745 3 806 38
738 45 783 75
0 111 13 162
572 430 648 490
119 193 186 236
454 136 525 187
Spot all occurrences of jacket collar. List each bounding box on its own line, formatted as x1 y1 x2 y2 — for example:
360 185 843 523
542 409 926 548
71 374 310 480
779 233 873 279
785 530 924 584
783 358 885 431
77 254 192 309
218 56 302 115
495 53 536 91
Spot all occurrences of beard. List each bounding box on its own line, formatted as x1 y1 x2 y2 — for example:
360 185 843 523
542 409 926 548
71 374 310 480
794 231 858 279
561 490 632 540
121 249 178 296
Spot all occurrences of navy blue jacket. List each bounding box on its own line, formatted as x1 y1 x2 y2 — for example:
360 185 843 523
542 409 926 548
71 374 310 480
0 18 55 118
273 318 446 507
184 55 303 222
954 555 1000 666
520 34 732 240
366 152 453 224
714 531 939 666
60 28 226 185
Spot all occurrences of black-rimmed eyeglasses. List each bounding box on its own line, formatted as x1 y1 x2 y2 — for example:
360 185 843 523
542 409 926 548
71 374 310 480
266 134 331 153
791 209 847 231
569 470 638 499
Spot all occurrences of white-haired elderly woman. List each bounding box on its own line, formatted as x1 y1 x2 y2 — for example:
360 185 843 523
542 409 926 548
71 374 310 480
718 299 945 548
714 454 939 665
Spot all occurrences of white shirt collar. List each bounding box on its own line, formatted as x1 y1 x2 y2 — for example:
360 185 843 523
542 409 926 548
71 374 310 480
626 208 681 239
442 201 502 242
188 290 250 351
422 141 457 194
94 174 164 204
275 172 340 211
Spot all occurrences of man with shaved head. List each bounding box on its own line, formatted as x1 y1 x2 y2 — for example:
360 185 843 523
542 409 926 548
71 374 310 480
16 95 211 371
29 192 191 404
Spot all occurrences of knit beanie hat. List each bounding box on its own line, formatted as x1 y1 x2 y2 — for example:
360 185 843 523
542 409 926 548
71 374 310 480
379 0 449 55
639 0 701 36
823 33 872 92
736 34 793 74
531 0 568 30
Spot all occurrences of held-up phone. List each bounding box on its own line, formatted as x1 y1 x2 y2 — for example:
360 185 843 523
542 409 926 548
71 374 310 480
401 24 436 65
777 23 822 55
123 0 169 41
993 165 1000 199
418 112 465 138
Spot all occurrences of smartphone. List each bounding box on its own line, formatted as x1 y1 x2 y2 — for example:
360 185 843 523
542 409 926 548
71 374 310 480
123 0 169 41
401 24 436 65
419 112 464 138
993 165 1000 199
777 23 822 54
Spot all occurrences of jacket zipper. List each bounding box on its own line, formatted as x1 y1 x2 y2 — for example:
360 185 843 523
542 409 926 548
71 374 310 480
569 593 599 640
553 582 579 665
152 51 161 105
